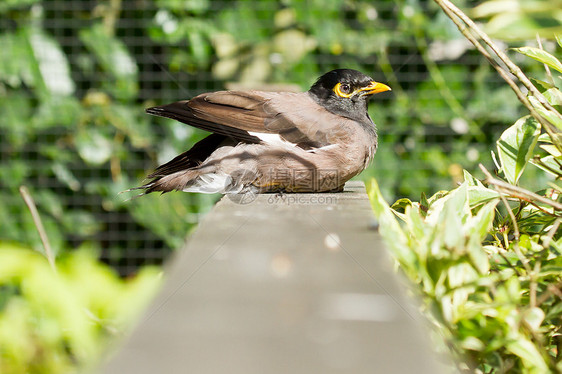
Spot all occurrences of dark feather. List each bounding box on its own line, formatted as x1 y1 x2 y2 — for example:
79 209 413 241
148 134 228 178
146 102 262 144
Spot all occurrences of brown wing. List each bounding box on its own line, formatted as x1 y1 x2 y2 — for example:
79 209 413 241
146 91 343 147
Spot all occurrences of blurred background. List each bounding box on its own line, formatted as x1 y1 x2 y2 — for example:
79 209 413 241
2 0 562 372
1 0 560 281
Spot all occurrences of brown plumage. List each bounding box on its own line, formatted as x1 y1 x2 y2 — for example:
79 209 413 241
132 69 391 196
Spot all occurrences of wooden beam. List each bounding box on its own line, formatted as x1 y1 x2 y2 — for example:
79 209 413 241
104 181 446 373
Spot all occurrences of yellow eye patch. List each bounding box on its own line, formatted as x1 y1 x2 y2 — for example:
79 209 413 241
333 82 354 98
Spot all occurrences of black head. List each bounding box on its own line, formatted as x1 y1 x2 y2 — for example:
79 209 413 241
308 69 391 124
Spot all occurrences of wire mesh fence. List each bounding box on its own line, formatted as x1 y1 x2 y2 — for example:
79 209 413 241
1 0 521 275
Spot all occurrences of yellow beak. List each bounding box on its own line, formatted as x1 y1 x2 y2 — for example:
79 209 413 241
360 81 392 95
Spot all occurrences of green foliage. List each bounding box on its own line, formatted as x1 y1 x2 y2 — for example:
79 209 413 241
368 37 562 373
0 2 215 259
513 47 562 75
496 116 540 185
80 24 139 100
0 242 161 374
473 0 562 41
370 176 561 372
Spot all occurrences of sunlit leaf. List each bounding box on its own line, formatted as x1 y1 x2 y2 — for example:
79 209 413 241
497 116 541 184
0 245 161 372
539 144 562 157
107 104 152 148
51 163 81 191
467 186 500 207
463 169 483 187
506 334 549 372
367 179 417 270
530 77 554 92
390 197 413 212
545 301 562 320
529 95 562 130
32 96 81 129
75 129 113 166
0 0 39 13
469 200 498 239
513 46 562 74
460 336 485 351
25 27 75 97
155 0 210 14
0 32 35 88
524 307 545 332
80 24 138 100
61 211 102 237
542 87 562 106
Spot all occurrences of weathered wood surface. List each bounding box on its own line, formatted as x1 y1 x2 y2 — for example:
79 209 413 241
104 181 445 373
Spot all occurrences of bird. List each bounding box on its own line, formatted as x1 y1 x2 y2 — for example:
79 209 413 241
131 69 390 196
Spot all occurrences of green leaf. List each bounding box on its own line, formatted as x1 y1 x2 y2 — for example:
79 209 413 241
529 95 562 130
524 307 545 332
61 211 102 237
545 301 562 320
419 192 429 218
538 265 562 277
530 154 561 176
428 182 469 249
506 334 549 372
542 87 562 106
539 144 561 157
367 179 417 270
106 104 152 148
156 0 210 14
0 161 29 189
34 189 64 220
497 116 541 184
468 186 500 207
530 77 554 92
0 93 32 148
32 96 82 130
0 0 39 13
468 200 498 240
463 169 483 187
0 32 33 88
51 163 81 191
25 27 75 97
513 46 562 74
80 24 138 100
75 129 113 166
390 198 413 212
460 336 485 351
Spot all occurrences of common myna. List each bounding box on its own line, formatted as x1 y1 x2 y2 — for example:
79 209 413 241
133 69 390 195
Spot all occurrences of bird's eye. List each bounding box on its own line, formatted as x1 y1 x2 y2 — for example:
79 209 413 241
333 82 354 98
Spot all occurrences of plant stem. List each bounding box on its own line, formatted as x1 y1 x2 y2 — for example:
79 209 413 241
542 218 561 248
432 0 562 155
535 35 554 86
479 164 562 212
19 186 57 271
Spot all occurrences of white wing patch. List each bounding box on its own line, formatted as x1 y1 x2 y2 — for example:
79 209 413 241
183 173 230 194
182 173 254 194
248 131 297 148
